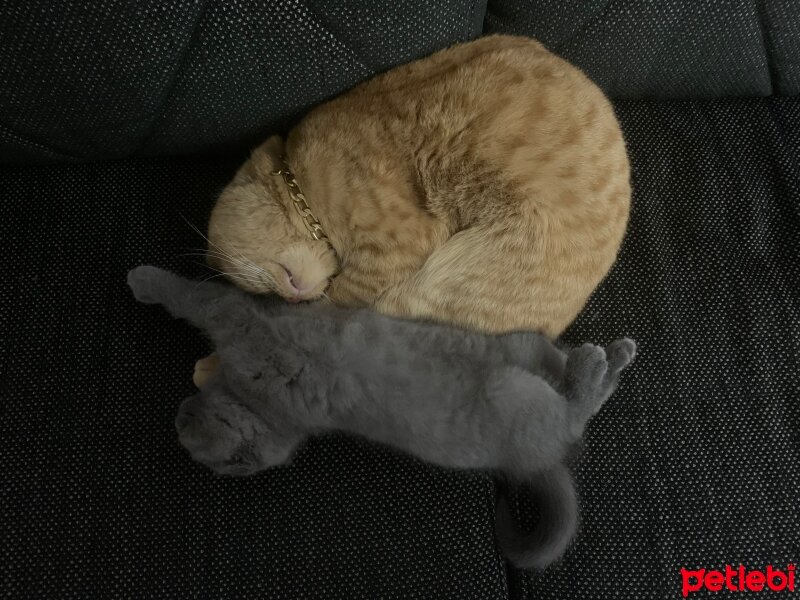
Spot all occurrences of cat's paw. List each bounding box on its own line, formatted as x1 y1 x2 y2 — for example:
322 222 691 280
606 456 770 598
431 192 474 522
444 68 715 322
606 338 636 375
127 265 167 304
566 343 608 397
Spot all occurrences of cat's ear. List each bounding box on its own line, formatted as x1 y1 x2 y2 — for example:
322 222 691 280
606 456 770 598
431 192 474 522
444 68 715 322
246 135 285 180
261 135 284 160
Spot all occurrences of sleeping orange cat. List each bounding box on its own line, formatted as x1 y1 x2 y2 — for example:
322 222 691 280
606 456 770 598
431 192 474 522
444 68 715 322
196 35 630 384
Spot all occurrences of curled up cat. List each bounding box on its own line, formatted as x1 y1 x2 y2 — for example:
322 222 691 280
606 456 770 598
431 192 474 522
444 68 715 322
206 35 630 337
128 266 636 569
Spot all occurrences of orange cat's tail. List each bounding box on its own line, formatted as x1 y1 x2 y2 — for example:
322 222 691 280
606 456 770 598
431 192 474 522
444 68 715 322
494 464 578 570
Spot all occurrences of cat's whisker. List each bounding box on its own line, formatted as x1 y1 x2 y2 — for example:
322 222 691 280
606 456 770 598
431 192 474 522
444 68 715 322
191 272 265 293
181 220 276 287
193 272 230 291
204 239 266 277
182 218 248 268
203 249 242 263
188 258 268 288
178 252 220 260
225 272 268 285
225 257 269 282
181 217 218 249
200 248 266 279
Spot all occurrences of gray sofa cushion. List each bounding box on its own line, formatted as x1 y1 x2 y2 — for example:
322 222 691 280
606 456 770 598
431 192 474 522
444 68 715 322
0 0 486 164
485 0 800 99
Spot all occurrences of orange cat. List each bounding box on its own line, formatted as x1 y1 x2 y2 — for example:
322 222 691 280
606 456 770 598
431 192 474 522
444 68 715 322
205 34 630 338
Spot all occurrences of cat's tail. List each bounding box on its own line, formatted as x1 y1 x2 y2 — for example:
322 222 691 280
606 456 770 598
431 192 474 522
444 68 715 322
494 464 578 570
127 265 238 331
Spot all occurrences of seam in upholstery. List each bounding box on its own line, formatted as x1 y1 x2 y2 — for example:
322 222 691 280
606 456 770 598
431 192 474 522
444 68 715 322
300 0 373 75
0 121 82 161
134 0 210 155
552 0 613 53
470 0 488 39
754 0 777 96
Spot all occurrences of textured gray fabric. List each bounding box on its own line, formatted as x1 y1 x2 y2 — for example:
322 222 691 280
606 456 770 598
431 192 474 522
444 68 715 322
484 0 776 98
0 0 486 164
760 0 800 95
4 1 798 166
141 0 487 156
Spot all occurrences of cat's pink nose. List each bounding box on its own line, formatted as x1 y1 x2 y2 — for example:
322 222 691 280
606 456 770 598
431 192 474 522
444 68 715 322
280 264 323 301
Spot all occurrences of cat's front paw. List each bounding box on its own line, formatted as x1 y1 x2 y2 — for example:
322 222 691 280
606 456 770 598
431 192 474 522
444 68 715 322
127 265 168 304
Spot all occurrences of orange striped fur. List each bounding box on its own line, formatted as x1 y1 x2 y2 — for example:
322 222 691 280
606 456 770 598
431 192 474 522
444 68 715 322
207 35 630 337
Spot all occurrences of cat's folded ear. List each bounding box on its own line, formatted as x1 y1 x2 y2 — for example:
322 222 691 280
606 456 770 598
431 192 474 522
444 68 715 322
248 135 285 180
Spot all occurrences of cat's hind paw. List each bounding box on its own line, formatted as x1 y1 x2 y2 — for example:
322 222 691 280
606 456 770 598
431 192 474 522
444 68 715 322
605 338 637 376
565 343 608 399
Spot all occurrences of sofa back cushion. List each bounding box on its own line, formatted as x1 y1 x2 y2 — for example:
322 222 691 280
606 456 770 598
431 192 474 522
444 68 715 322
485 0 800 98
0 0 486 164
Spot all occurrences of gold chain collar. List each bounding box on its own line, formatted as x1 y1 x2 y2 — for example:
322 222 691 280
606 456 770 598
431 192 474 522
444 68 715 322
271 159 330 242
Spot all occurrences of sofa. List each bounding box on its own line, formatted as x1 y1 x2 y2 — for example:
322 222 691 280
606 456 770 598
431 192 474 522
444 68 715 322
2 1 798 598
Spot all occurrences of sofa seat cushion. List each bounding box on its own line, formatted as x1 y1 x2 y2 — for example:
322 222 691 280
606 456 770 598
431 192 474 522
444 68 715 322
2 97 799 598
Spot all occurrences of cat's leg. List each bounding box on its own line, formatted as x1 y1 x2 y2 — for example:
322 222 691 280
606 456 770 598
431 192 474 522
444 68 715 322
562 343 613 437
128 265 290 332
373 225 577 337
601 338 636 393
485 367 570 468
128 265 239 334
128 265 231 309
500 332 567 382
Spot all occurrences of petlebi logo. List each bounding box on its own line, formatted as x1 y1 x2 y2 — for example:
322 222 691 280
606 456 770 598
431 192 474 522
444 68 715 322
681 564 795 597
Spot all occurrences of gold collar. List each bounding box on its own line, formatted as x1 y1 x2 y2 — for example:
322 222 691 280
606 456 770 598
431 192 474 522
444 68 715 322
271 159 330 242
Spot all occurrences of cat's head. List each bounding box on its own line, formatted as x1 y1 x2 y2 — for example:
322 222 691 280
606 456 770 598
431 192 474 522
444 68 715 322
207 135 339 302
175 388 296 476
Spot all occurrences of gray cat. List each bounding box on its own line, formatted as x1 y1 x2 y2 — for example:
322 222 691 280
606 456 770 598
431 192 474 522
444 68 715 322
127 265 635 570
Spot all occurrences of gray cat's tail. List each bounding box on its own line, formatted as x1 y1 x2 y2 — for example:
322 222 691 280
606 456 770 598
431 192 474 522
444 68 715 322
494 464 578 570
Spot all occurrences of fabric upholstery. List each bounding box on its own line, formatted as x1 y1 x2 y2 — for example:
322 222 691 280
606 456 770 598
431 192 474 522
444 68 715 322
2 97 799 598
0 0 486 164
485 0 800 99
760 0 800 95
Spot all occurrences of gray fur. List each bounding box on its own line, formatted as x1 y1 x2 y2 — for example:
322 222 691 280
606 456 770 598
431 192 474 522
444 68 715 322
128 265 635 569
